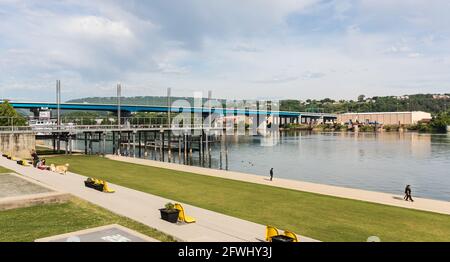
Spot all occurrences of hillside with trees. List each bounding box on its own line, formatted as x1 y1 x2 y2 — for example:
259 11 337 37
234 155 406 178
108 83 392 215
68 93 450 115
280 94 450 115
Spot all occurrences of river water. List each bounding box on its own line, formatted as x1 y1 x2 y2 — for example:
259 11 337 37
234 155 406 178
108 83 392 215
44 131 450 201
224 132 450 201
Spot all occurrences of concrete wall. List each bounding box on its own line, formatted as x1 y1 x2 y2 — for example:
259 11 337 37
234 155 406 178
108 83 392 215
0 133 35 159
411 111 432 124
337 111 431 125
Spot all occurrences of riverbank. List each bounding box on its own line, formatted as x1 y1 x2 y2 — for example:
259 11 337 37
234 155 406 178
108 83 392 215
40 155 450 241
281 123 449 133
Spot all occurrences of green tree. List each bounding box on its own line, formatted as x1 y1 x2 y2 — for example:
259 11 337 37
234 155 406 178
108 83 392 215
430 112 450 132
62 111 101 125
357 94 365 102
0 100 27 126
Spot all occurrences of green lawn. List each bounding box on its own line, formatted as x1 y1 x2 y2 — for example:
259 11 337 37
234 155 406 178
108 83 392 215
36 145 66 156
0 165 12 173
0 197 176 242
47 155 450 242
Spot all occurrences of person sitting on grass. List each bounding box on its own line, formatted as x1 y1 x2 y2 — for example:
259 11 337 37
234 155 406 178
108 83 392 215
37 159 50 171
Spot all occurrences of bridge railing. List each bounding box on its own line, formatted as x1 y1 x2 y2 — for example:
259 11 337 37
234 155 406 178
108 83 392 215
0 126 33 133
0 123 226 134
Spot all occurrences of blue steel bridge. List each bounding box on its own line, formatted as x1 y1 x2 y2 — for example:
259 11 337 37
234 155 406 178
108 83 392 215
10 101 337 122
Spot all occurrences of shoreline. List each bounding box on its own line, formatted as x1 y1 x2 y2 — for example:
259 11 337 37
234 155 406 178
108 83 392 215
106 155 450 215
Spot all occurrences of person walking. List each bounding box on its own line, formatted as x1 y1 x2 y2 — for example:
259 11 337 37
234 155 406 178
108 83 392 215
404 185 414 202
269 168 274 181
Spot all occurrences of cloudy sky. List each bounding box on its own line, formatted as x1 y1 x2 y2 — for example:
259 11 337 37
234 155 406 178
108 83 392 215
1 0 450 102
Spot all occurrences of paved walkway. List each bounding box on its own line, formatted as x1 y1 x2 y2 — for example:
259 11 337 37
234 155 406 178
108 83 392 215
0 157 318 242
107 155 450 216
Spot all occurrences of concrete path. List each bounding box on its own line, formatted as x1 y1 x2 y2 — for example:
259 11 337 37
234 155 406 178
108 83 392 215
0 157 318 242
107 155 450 216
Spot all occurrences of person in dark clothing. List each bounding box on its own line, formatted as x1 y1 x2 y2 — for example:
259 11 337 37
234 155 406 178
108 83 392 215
404 185 414 202
269 168 274 181
31 149 39 168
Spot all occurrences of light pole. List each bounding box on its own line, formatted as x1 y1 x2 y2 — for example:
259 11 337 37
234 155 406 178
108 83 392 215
167 87 171 126
56 80 61 126
117 83 121 128
56 80 61 152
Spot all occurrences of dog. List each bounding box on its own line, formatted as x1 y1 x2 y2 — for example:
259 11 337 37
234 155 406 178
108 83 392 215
49 164 56 172
54 163 69 175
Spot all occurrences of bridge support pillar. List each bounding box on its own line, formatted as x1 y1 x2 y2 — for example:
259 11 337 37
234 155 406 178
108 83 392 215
198 134 202 166
57 134 61 152
132 131 136 158
205 130 209 166
191 132 195 166
183 132 187 164
112 132 116 155
88 132 93 155
160 130 164 161
65 134 68 155
138 131 142 158
84 133 87 155
225 132 228 171
102 132 106 157
67 134 72 155
52 135 56 153
178 135 182 164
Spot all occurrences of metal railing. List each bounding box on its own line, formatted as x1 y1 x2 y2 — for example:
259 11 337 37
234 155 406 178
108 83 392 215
0 123 226 134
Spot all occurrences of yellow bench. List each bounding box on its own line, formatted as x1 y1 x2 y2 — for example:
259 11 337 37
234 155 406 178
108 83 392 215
174 203 196 223
265 225 299 242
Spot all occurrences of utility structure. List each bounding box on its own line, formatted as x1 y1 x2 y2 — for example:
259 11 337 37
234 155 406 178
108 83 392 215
56 80 61 151
116 83 122 155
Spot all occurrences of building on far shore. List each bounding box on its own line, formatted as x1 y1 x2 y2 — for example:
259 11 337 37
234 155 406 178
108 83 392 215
337 111 432 125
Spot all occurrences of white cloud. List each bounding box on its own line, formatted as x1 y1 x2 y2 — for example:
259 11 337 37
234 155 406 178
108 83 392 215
408 53 422 58
65 16 133 38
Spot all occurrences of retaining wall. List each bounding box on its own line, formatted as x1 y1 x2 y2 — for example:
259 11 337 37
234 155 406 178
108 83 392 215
0 133 35 159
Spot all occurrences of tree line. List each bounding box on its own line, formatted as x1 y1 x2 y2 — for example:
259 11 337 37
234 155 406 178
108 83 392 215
279 94 450 115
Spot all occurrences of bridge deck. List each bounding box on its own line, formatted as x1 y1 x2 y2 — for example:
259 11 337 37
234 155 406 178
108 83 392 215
10 101 337 118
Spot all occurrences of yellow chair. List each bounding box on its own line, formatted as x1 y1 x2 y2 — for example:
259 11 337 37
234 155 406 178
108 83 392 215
174 203 196 223
18 160 30 166
284 230 299 242
265 225 280 242
102 181 115 193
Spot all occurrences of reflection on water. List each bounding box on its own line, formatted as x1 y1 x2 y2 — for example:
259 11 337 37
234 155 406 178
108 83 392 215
45 131 450 201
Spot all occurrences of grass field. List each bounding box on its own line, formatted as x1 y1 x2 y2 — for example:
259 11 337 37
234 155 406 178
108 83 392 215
36 145 66 156
0 197 176 242
0 165 12 173
47 155 450 242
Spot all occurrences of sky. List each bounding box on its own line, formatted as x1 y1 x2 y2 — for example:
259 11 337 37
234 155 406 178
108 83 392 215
1 0 450 102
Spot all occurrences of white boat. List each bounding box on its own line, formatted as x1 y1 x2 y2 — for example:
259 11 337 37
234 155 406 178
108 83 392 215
29 119 58 135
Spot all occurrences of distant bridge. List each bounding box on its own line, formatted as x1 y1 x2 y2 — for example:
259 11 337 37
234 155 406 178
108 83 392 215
10 101 337 119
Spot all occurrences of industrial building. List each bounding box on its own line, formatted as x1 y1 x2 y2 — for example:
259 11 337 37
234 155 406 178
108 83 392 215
337 111 432 125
